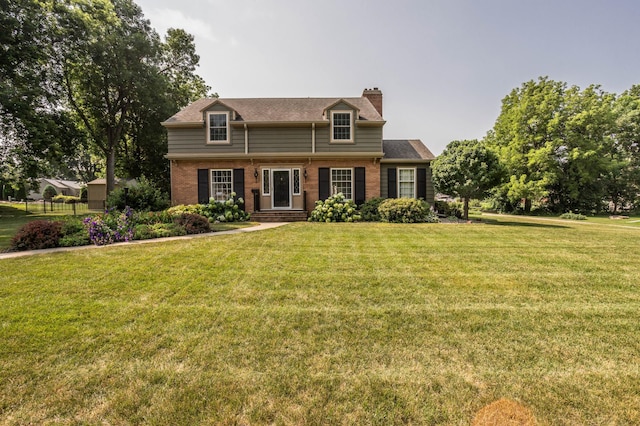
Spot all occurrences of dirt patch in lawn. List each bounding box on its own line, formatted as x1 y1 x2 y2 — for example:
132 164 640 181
472 398 536 426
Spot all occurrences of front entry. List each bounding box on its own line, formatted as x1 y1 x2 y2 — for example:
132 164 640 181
272 169 291 209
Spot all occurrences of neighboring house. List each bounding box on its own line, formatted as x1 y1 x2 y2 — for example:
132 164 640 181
162 88 435 219
87 178 136 210
30 178 83 200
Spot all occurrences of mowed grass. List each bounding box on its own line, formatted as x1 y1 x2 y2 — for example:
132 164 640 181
0 218 639 425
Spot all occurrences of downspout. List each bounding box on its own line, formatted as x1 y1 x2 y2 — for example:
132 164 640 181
244 123 249 154
311 123 316 153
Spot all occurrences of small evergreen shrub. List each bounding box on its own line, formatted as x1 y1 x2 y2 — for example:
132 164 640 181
359 197 385 222
58 217 90 247
378 198 438 223
10 220 63 251
79 187 87 202
107 178 170 212
308 193 361 222
434 200 464 218
134 210 174 225
173 213 211 234
559 212 587 220
134 223 187 240
42 184 57 200
52 194 80 204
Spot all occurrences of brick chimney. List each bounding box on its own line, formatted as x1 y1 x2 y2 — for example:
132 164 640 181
362 87 383 118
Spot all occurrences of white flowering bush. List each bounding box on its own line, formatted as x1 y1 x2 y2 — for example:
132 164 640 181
308 193 361 223
168 192 250 223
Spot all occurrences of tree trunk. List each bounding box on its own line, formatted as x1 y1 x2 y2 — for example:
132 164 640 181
463 197 469 220
524 198 532 213
106 147 116 197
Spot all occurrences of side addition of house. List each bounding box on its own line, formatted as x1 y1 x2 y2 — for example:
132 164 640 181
162 88 435 220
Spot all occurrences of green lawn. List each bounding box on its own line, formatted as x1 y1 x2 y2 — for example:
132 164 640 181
1 218 639 424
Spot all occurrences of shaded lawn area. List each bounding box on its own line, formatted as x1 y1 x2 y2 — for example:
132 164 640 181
1 218 639 424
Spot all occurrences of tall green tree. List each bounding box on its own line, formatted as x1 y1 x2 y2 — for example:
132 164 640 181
550 85 616 212
610 85 640 211
432 139 504 220
488 77 566 212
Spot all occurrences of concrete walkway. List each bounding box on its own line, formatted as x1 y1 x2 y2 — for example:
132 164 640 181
0 222 289 260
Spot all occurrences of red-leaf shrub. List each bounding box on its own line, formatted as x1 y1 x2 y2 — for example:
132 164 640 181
10 220 63 251
173 213 211 234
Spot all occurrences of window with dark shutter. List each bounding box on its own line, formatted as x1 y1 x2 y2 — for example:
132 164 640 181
233 169 245 210
417 168 427 199
387 168 397 198
319 168 330 200
197 169 210 203
354 167 365 206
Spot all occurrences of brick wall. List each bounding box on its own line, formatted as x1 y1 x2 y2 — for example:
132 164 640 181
171 158 381 213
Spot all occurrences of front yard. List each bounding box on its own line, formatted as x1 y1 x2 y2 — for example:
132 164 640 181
0 218 639 424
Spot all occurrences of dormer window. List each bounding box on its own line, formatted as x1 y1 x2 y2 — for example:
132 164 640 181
331 111 353 142
207 112 229 143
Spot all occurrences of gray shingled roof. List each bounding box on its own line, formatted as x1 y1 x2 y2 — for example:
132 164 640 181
163 97 384 125
382 140 435 160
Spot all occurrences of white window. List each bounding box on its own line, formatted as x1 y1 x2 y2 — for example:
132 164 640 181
207 112 229 143
398 168 416 198
331 111 352 142
293 169 301 195
262 169 270 196
211 169 232 201
331 168 352 200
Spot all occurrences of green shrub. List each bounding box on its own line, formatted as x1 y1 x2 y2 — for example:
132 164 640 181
173 213 211 234
52 194 80 204
434 200 463 218
378 198 438 223
133 210 174 225
134 223 187 240
560 212 587 220
42 184 57 200
107 177 170 212
10 220 63 251
308 193 361 223
168 193 250 223
358 197 385 222
58 216 90 247
79 187 87 202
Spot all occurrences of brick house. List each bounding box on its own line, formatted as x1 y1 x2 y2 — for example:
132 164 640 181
162 88 435 220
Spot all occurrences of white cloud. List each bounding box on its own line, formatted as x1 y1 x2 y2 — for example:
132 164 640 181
145 8 217 43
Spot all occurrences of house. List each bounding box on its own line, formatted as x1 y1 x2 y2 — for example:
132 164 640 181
86 178 136 210
29 178 83 200
162 88 435 220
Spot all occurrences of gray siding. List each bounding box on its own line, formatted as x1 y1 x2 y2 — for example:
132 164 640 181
167 127 246 154
248 127 312 153
315 125 382 153
380 163 434 205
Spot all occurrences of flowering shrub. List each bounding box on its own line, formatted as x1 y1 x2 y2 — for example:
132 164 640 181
308 193 361 223
378 198 439 223
10 220 63 251
84 207 135 245
168 193 250 223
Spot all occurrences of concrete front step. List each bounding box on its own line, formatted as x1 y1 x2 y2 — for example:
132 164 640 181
251 210 308 222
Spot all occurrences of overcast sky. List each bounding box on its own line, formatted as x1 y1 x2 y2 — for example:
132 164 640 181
134 0 640 155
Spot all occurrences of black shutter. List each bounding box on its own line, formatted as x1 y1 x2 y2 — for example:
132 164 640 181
387 168 397 198
197 169 209 203
233 168 245 210
354 167 366 206
319 168 330 200
417 168 427 199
